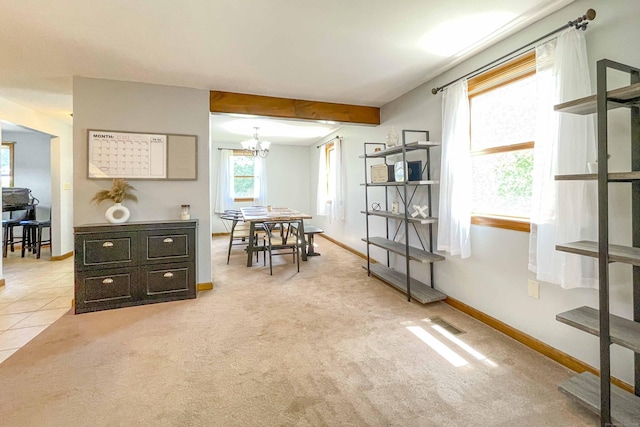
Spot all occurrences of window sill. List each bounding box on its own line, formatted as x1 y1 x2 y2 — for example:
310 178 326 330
471 215 530 233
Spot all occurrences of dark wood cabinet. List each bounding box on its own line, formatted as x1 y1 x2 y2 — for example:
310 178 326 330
74 220 197 314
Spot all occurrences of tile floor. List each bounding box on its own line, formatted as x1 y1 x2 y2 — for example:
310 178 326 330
0 248 73 364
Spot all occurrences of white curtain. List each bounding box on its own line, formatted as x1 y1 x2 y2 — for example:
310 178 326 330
214 149 233 213
437 80 472 258
317 144 328 216
254 156 267 206
529 29 598 289
317 138 345 221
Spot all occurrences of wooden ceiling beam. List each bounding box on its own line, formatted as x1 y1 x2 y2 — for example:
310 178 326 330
209 91 380 125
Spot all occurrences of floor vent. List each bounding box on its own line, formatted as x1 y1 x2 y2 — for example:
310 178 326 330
426 317 465 335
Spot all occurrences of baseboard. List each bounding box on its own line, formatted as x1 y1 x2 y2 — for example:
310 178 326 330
317 234 374 262
197 282 214 291
51 251 73 261
444 296 634 393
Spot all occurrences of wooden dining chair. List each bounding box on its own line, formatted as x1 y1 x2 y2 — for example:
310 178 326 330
263 221 300 275
221 210 264 264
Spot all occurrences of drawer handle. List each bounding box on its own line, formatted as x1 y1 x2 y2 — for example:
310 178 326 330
102 241 114 248
102 278 114 284
163 272 174 278
163 238 174 243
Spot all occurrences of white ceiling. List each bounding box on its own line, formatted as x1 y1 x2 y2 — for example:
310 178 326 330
0 0 574 144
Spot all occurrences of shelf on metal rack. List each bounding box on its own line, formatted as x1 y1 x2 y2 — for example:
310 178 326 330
558 372 640 426
554 82 640 115
361 210 437 224
555 171 640 181
556 306 640 353
363 237 444 263
363 180 438 186
359 140 441 158
366 263 446 304
556 240 640 266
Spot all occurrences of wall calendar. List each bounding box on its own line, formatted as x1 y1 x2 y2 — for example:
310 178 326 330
88 130 167 179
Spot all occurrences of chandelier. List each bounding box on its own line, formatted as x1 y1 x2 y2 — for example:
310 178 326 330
241 127 271 158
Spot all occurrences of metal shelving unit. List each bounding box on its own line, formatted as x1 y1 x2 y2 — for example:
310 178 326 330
360 130 445 304
554 59 640 426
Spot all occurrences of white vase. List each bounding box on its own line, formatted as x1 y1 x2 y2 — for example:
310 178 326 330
105 202 130 224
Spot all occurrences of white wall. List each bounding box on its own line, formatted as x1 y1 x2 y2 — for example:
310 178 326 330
0 97 74 267
310 127 388 241
73 77 212 285
211 141 311 233
3 130 52 218
310 0 640 384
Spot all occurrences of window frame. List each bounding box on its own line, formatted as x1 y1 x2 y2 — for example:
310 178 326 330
1 142 15 188
231 149 256 203
468 51 536 233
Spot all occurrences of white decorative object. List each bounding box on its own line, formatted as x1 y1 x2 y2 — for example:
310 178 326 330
92 178 137 224
391 202 399 214
587 155 609 173
386 126 398 147
394 161 405 182
105 203 130 224
411 205 428 218
181 204 191 220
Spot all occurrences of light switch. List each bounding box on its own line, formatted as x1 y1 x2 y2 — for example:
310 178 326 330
527 279 539 299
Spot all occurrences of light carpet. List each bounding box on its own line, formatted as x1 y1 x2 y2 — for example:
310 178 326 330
0 235 597 426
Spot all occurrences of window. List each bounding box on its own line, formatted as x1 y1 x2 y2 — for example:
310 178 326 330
325 142 335 200
231 150 255 202
1 142 15 187
316 137 344 220
468 51 536 232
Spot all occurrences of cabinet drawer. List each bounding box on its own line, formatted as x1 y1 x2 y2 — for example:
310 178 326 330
140 262 195 300
75 232 137 270
140 229 195 263
75 267 138 313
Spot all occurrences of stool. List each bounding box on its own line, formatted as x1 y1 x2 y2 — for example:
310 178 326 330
2 218 22 257
20 220 51 259
301 225 324 256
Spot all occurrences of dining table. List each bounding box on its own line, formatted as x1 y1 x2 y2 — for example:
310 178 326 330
240 206 312 267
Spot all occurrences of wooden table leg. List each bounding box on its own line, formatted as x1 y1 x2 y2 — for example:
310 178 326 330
299 219 307 262
246 221 255 267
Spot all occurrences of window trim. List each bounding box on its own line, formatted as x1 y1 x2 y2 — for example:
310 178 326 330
468 51 536 232
470 141 534 157
471 214 531 232
1 142 15 188
231 149 256 202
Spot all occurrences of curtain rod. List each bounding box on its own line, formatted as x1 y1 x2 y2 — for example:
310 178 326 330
431 8 596 95
217 147 238 151
316 136 342 149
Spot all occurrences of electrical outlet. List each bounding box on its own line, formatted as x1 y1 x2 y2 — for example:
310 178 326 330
528 279 539 299
63 182 71 190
